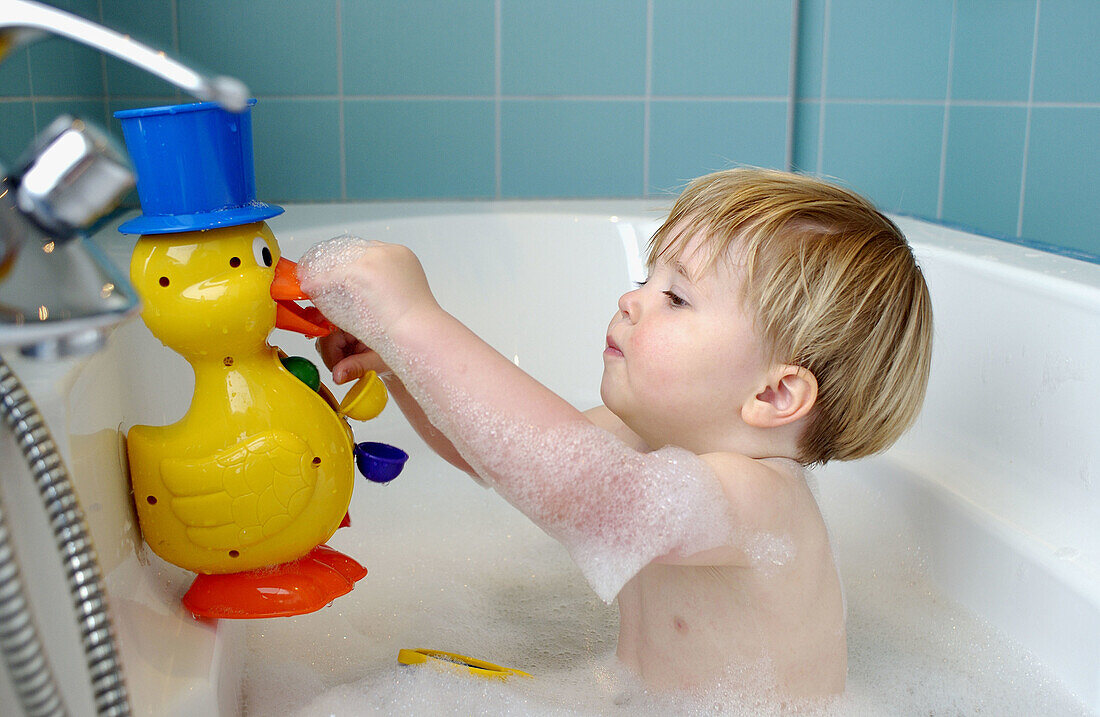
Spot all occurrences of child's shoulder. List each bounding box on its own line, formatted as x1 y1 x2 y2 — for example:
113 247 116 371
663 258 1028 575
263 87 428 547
699 452 802 530
584 404 803 534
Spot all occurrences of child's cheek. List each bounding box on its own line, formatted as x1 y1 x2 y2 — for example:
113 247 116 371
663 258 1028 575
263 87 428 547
630 325 682 383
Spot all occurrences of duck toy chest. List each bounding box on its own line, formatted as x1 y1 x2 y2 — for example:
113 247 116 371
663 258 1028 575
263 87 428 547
115 100 405 619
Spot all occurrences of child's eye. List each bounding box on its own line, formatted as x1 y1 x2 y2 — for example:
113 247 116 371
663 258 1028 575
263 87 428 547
633 279 648 288
663 290 689 308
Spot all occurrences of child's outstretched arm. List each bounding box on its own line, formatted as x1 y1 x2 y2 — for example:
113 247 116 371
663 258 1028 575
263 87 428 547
299 238 767 601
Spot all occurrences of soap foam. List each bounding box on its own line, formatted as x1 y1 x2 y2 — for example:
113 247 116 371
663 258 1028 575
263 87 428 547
241 451 1089 715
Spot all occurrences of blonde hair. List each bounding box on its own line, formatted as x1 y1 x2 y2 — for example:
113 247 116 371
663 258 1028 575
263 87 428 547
650 168 933 464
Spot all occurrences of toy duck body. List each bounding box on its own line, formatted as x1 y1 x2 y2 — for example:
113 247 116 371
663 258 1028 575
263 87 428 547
127 221 363 617
128 344 353 574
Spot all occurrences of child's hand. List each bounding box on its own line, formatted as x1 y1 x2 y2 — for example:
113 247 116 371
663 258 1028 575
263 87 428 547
299 239 439 342
315 329 388 385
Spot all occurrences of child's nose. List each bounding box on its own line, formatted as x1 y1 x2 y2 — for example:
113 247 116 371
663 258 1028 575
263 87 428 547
618 288 640 320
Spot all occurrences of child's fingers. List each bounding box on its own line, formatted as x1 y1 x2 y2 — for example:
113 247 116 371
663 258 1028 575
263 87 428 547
315 330 363 370
332 352 385 385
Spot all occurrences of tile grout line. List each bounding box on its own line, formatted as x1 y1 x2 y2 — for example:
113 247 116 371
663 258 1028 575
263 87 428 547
643 0 653 197
1016 0 1041 238
97 0 109 127
815 0 831 177
11 91 1085 108
336 0 347 200
785 0 800 172
936 0 958 220
170 0 181 102
494 0 503 200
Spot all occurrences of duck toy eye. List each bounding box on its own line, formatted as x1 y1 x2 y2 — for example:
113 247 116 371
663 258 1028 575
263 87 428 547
253 236 273 267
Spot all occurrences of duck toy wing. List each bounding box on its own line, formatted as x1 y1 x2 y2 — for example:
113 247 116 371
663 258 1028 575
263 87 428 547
162 430 315 552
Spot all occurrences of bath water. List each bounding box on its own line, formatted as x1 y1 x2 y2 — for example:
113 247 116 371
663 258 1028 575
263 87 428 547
240 433 1088 715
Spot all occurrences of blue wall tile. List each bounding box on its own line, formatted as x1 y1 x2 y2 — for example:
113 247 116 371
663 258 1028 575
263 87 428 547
793 100 820 173
501 100 643 197
0 47 32 96
502 0 646 96
952 0 1035 102
345 100 495 199
342 1 494 96
827 0 953 100
15 0 1092 261
1033 0 1100 103
251 99 342 202
942 106 1027 237
652 0 792 97
178 0 338 96
1021 108 1100 256
26 0 103 98
101 0 179 98
0 102 36 161
34 99 109 133
648 100 787 194
820 102 944 217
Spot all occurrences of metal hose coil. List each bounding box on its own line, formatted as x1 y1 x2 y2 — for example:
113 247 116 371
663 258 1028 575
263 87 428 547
0 357 130 716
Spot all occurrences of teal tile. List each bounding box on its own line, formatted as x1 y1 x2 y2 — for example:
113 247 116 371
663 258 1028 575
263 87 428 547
178 0 338 96
343 1 494 96
502 0 646 96
101 0 179 98
34 99 109 133
0 102 35 161
653 0 792 97
501 100 643 197
793 100 820 174
345 100 495 199
1021 108 1100 256
0 46 32 97
952 0 1035 102
1033 0 1100 103
648 100 787 194
251 99 342 202
820 102 944 217
26 0 103 97
827 0 953 100
796 0 826 99
941 106 1027 237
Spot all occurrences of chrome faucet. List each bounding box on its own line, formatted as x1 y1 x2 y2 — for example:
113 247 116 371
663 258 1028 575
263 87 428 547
0 0 251 359
0 0 248 112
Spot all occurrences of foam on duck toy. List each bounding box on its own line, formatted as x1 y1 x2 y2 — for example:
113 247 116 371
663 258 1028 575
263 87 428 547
116 100 403 619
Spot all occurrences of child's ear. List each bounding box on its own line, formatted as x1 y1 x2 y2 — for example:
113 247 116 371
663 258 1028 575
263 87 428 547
742 365 818 429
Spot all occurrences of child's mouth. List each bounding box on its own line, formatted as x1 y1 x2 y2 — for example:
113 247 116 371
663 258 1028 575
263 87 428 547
604 336 623 358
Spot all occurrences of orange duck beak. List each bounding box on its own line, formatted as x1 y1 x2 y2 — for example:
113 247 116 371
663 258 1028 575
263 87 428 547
270 257 334 338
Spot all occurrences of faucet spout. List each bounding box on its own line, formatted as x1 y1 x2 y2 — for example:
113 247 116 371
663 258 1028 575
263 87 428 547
0 0 249 111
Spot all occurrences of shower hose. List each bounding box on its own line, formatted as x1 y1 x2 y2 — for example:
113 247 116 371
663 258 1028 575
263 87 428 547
0 356 131 717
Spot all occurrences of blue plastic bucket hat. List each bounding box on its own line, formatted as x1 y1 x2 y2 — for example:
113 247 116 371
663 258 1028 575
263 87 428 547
114 99 283 235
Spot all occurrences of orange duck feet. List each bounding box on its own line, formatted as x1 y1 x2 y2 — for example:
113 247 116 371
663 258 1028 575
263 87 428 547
182 545 367 619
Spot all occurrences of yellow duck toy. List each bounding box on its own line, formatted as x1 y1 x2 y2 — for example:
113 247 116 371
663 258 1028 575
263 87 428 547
117 100 398 619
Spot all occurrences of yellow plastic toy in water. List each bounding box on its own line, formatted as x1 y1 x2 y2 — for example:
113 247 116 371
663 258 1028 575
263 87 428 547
116 100 401 619
397 649 532 681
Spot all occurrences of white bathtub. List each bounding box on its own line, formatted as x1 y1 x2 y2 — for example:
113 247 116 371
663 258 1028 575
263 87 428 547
0 201 1096 715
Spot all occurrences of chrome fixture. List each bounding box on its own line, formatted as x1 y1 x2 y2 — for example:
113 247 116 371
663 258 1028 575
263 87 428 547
0 0 248 112
0 2 252 715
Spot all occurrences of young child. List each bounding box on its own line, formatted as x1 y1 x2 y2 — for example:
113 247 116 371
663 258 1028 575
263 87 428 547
300 168 933 700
